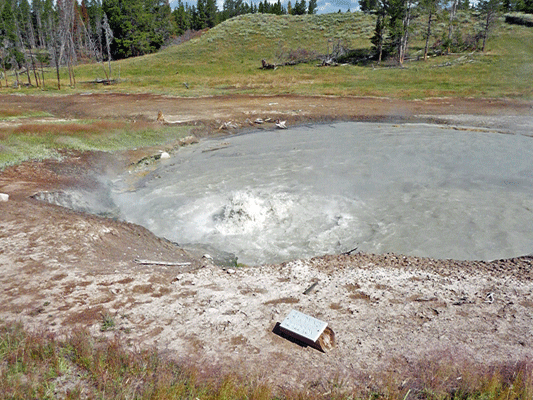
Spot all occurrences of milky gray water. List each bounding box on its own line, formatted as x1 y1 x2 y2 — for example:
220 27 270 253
112 122 533 265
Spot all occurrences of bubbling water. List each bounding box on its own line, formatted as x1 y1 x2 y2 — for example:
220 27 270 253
112 122 533 265
123 187 372 265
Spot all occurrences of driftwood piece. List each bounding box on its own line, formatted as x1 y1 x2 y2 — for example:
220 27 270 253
343 246 358 255
81 78 118 85
134 259 191 266
157 111 184 125
318 58 338 67
303 281 319 295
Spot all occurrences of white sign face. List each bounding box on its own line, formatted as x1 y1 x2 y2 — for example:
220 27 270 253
280 310 328 343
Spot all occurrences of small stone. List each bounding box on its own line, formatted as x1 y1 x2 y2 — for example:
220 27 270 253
226 268 236 274
275 120 287 129
0 193 8 202
160 152 170 159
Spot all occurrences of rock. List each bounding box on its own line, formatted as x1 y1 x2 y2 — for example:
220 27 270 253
179 135 198 146
219 121 239 130
0 193 9 202
160 151 170 159
276 120 287 129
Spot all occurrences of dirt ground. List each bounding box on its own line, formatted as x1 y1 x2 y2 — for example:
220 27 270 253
1 93 533 392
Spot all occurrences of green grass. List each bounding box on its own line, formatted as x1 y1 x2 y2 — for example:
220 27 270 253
0 109 52 120
1 321 532 399
4 11 527 99
0 119 192 169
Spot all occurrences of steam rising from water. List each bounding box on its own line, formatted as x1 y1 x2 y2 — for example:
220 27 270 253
112 122 533 265
170 189 371 264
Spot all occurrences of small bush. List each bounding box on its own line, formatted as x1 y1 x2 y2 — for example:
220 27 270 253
100 312 116 331
505 12 533 27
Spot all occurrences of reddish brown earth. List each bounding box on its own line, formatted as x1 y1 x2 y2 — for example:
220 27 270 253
1 93 533 393
2 93 532 129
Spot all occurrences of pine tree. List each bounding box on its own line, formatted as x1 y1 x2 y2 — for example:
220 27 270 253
384 0 415 65
205 0 217 27
293 0 306 14
420 0 440 60
359 0 379 12
458 0 470 9
1 0 24 86
521 0 533 12
370 0 386 62
478 0 501 51
308 0 317 14
173 0 190 34
194 0 207 27
271 0 283 14
102 0 173 59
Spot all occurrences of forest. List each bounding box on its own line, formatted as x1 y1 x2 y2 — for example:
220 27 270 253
0 0 532 89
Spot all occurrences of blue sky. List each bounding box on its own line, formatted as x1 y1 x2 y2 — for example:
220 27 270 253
169 0 361 14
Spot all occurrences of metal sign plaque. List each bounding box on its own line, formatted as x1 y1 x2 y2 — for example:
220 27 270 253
280 310 328 343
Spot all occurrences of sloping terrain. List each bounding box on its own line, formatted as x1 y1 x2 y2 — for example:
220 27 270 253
71 12 533 98
1 94 533 392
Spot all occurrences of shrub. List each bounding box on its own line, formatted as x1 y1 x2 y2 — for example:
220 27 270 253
505 12 533 27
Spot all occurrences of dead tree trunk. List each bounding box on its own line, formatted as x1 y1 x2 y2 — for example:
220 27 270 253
447 0 458 53
40 57 45 89
102 13 113 79
423 9 433 60
2 62 7 87
261 59 276 69
398 0 412 65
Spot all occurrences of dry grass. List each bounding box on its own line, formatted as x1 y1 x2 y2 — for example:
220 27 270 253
0 109 24 118
384 351 533 400
1 321 533 399
11 120 131 136
0 109 53 121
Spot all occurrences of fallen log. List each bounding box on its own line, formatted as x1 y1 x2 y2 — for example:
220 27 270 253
261 59 276 69
80 78 118 85
303 281 319 295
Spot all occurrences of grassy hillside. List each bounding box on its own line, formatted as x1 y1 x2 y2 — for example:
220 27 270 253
70 11 533 99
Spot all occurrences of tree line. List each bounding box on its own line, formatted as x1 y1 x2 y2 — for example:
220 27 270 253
0 0 319 88
1 0 532 88
362 0 532 66
172 0 318 34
